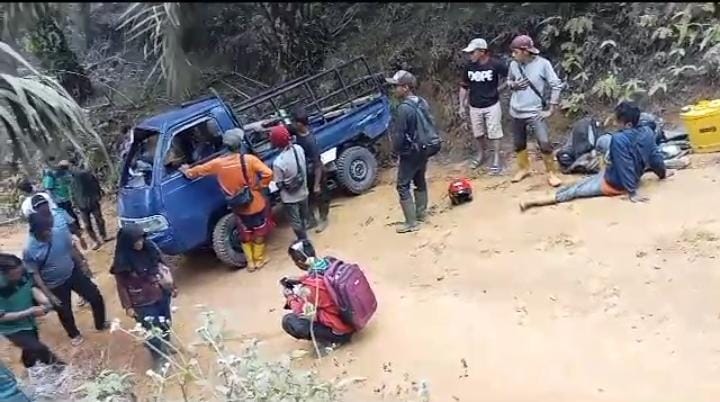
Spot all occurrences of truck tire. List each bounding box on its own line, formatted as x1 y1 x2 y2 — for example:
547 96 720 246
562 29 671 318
211 213 248 270
336 146 378 195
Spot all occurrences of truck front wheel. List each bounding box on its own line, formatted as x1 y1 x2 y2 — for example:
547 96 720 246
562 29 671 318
212 213 248 269
336 146 378 195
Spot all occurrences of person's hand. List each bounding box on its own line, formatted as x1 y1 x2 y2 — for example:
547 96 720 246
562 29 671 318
627 193 650 203
458 107 467 119
125 308 136 318
78 237 88 251
282 287 293 297
665 169 676 179
29 306 49 317
171 288 179 298
543 104 558 119
514 78 529 90
179 164 191 177
313 184 321 195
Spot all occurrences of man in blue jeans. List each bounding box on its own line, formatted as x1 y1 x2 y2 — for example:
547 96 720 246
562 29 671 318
519 101 675 211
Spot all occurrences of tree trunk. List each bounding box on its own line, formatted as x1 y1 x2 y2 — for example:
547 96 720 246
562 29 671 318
28 14 93 104
77 3 93 50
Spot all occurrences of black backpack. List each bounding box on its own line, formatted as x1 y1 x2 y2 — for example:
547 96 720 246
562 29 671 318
401 98 442 157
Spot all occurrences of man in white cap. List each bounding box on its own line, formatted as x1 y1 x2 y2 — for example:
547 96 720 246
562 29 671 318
386 70 441 234
459 38 509 173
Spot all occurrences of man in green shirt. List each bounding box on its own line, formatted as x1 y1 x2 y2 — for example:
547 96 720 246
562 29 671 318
42 158 79 222
0 253 63 368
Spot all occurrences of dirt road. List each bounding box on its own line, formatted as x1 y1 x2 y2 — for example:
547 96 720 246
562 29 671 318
2 155 720 401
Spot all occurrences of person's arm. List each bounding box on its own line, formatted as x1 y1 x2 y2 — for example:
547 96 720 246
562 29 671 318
645 137 668 179
250 156 274 189
42 173 55 192
272 160 285 187
544 59 564 112
391 104 412 154
0 306 45 322
497 59 510 92
184 158 222 179
31 287 52 308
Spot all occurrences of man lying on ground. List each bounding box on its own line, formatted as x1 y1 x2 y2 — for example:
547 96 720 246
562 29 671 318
519 101 675 211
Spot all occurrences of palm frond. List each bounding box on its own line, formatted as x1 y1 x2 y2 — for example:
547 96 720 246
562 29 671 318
0 41 115 176
118 2 193 100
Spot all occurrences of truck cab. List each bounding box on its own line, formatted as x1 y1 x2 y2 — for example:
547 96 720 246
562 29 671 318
118 57 392 268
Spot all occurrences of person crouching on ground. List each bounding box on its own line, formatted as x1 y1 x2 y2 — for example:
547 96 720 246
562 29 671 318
110 225 178 369
280 239 353 349
180 129 274 271
270 125 311 241
507 35 564 187
520 101 674 211
0 253 64 369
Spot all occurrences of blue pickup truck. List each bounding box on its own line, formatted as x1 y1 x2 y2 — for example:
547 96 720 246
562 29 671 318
117 57 392 268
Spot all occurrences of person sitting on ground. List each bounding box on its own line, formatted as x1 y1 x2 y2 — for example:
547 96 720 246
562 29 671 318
70 161 110 250
180 129 274 271
0 361 32 401
519 101 675 211
0 253 64 369
280 239 354 349
270 125 311 241
110 225 177 370
23 211 108 347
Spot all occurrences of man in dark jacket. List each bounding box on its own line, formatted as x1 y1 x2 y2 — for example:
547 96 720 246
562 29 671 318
70 162 109 250
519 101 674 211
386 70 440 233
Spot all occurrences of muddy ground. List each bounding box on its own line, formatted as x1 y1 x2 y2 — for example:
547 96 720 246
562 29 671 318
2 154 720 402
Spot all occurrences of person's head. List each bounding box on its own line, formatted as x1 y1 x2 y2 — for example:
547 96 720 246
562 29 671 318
291 106 310 134
0 253 25 283
16 178 34 195
57 159 71 172
121 125 132 134
269 125 292 149
385 70 417 99
222 128 245 152
117 224 146 252
462 38 489 63
614 101 641 128
28 212 53 242
287 239 317 270
510 35 540 63
30 194 50 217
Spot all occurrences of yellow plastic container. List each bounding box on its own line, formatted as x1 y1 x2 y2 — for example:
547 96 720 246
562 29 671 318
680 99 720 153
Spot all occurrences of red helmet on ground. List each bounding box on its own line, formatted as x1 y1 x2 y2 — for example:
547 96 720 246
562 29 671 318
269 125 291 148
448 178 473 205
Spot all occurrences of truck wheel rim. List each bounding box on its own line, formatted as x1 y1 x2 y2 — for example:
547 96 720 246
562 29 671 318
350 159 367 181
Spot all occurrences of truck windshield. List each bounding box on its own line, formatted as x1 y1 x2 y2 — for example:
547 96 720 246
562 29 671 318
120 128 160 188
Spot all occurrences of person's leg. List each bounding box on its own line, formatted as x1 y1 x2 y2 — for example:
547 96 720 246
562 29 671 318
315 172 331 233
91 201 108 242
511 117 531 183
395 156 420 234
305 174 318 230
284 202 307 240
469 106 487 168
412 155 430 223
520 173 605 212
68 268 107 330
134 302 165 364
49 281 82 341
485 102 505 173
282 313 312 340
530 114 562 187
79 207 99 246
6 330 63 368
299 197 311 236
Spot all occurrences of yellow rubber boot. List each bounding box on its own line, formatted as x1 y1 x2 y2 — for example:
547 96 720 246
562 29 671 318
241 242 256 272
253 240 270 270
511 150 531 183
542 154 562 187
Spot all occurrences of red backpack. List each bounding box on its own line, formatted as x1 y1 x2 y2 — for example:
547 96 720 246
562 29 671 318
322 257 377 331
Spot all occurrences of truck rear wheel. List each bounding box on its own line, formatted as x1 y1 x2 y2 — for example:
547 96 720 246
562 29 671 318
212 213 248 269
336 146 378 195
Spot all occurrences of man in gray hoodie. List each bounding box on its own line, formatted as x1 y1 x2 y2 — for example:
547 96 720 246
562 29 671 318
506 35 564 187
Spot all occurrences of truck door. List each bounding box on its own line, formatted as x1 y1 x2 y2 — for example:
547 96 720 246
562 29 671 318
158 116 227 250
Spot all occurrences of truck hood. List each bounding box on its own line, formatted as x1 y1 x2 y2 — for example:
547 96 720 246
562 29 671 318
118 186 162 219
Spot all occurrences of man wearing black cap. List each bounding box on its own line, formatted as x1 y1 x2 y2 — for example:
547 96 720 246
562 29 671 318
386 70 441 234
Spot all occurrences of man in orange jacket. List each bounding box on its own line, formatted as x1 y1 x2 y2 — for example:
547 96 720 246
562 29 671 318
180 129 274 271
280 239 353 347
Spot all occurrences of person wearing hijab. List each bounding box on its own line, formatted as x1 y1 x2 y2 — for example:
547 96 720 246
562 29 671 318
110 225 177 368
